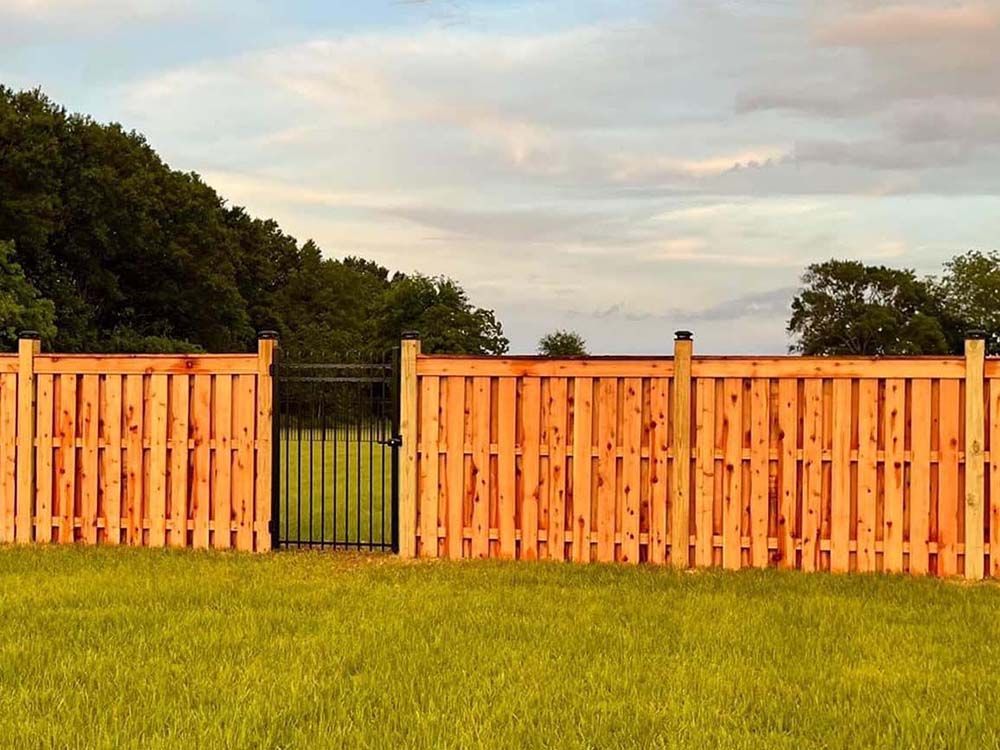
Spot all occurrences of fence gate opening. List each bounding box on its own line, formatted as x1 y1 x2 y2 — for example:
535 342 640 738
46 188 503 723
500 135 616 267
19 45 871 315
273 351 399 551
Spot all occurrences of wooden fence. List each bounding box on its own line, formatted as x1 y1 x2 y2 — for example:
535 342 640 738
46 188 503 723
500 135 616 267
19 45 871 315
0 334 275 551
400 333 1000 579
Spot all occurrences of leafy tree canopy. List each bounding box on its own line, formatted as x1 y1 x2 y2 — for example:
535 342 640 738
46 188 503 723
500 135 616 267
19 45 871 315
786 256 999 355
0 240 56 349
538 329 587 356
0 86 508 359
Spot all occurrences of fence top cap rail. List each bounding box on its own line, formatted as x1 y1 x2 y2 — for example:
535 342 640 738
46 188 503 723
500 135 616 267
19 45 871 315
418 354 672 361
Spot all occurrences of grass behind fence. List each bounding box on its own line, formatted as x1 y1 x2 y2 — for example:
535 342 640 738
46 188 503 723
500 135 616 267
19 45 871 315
2 546 1000 748
279 428 394 548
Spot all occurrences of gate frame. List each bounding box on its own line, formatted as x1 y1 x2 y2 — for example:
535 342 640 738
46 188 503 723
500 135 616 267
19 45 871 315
270 342 403 552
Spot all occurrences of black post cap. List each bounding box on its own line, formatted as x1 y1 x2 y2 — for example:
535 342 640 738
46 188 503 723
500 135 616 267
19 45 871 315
401 331 420 340
257 330 279 340
966 329 988 340
18 330 41 340
674 330 693 341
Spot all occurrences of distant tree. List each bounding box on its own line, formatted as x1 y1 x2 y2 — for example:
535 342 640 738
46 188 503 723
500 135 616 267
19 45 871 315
0 241 56 349
938 251 1000 354
538 329 587 356
375 274 508 355
788 260 951 355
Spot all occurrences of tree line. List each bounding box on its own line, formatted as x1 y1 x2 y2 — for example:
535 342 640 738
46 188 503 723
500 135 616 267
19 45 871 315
0 86 508 359
788 255 1000 356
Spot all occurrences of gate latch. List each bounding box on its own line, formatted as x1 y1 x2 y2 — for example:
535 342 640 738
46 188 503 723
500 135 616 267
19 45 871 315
378 435 403 448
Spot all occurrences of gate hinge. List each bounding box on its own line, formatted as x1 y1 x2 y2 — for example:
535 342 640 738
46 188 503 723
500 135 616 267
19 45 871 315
378 435 403 448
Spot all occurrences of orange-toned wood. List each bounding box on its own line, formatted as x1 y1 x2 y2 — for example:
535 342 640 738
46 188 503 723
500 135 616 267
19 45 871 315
419 376 441 557
571 377 593 563
694 378 715 567
232 374 256 551
620 377 642 564
595 378 618 562
419 357 674 378
398 338 420 558
254 337 276 552
0 374 17 542
496 377 516 559
147 374 168 547
79 375 99 544
992 378 1000 576
169 375 190 547
650 377 671 565
35 354 257 375
937 379 960 576
102 375 123 545
33 375 54 543
547 378 568 561
123 374 144 545
721 378 742 569
15 337 39 542
213 375 233 550
964 338 985 579
520 378 541 560
776 379 797 568
910 379 932 575
750 378 770 567
855 379 878 572
672 338 692 567
693 357 963 380
883 379 905 572
56 374 77 544
829 379 851 572
190 375 211 549
470 377 490 559
801 379 823 572
443 377 465 559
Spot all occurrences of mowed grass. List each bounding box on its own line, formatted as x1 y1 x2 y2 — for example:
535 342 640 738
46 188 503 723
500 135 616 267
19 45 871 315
2 548 1000 749
279 428 393 547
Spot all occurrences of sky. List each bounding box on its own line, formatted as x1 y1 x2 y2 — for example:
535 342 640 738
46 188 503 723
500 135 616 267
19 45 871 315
2 1 999 354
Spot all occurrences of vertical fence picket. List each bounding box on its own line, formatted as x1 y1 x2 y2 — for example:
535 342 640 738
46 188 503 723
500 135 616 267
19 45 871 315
169 375 190 548
856 379 878 572
419 376 440 557
910 379 932 575
103 375 123 546
938 380 960 576
571 377 593 563
79 375 99 544
621 378 642 564
213 375 232 550
651 377 671 565
34 374 54 544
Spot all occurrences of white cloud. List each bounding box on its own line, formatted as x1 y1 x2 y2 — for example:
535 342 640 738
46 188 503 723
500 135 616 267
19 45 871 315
16 0 999 353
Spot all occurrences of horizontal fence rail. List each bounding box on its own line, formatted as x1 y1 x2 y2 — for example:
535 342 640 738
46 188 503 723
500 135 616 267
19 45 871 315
401 333 999 579
0 335 275 551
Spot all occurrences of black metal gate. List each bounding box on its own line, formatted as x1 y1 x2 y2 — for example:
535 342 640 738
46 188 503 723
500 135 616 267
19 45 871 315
272 351 400 551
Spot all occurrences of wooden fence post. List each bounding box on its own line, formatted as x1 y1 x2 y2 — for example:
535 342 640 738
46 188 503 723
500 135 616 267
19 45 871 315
672 331 693 567
964 330 986 579
256 331 278 552
399 333 421 558
16 332 40 543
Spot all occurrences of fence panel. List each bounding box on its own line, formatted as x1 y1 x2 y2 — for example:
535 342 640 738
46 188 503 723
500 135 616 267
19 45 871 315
407 337 995 578
0 338 275 551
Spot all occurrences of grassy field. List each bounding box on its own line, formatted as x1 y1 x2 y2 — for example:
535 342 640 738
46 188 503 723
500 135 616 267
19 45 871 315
2 548 1000 748
279 428 393 548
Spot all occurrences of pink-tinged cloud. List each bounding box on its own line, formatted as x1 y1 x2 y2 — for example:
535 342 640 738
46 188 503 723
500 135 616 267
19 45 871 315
818 3 1000 46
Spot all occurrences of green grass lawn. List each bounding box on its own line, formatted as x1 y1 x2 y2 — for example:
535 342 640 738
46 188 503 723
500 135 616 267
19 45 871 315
2 547 999 748
279 428 393 548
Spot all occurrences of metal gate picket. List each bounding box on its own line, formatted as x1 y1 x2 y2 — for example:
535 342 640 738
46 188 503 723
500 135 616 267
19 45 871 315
272 351 399 551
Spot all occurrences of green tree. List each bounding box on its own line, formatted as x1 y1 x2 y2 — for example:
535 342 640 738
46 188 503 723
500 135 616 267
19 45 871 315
538 329 587 356
375 274 508 355
788 260 951 355
938 251 1000 354
0 241 56 349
